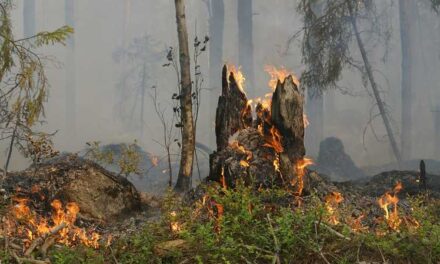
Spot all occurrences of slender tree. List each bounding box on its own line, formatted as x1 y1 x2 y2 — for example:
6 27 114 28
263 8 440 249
399 0 418 160
65 0 76 136
237 0 255 96
297 0 402 164
208 0 224 148
174 0 195 192
305 90 324 157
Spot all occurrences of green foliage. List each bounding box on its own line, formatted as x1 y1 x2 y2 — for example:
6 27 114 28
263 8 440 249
0 0 73 171
51 246 104 264
84 141 141 178
40 185 440 263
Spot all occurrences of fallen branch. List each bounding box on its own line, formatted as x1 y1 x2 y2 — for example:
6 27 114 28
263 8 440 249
314 221 351 241
24 222 66 256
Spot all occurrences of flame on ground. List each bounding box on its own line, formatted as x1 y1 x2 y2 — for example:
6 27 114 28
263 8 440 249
325 192 344 225
263 126 284 153
378 182 403 231
11 197 101 249
293 158 314 196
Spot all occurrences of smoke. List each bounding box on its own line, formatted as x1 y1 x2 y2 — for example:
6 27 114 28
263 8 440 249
3 0 440 172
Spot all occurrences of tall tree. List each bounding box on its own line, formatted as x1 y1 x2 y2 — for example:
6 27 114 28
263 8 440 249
208 0 224 148
65 0 76 136
399 0 418 160
174 0 195 192
297 0 402 164
23 0 35 37
237 0 255 97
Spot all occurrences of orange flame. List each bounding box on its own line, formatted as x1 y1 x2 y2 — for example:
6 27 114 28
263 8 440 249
264 65 299 91
293 158 314 196
10 197 101 248
227 64 246 94
325 192 344 225
378 182 403 231
262 126 284 153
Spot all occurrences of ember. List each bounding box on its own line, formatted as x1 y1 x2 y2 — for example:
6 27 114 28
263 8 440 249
293 158 314 196
325 192 344 225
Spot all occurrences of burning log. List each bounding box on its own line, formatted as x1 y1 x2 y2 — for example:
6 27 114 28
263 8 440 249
6 154 141 221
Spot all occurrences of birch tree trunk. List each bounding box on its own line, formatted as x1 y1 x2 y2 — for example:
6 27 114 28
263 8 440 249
174 0 195 192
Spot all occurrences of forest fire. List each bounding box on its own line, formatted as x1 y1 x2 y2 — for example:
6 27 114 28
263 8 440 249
227 64 246 94
293 158 314 196
378 182 403 230
325 192 344 225
9 196 101 249
264 65 300 90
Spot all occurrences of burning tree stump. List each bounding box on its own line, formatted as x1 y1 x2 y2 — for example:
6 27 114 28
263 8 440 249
6 154 141 222
209 65 307 192
215 65 252 151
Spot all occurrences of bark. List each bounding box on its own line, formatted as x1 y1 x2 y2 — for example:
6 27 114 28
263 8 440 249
305 89 324 158
208 0 224 147
237 0 255 97
65 0 76 137
348 3 402 164
174 0 195 193
3 122 18 178
215 65 252 151
271 76 306 181
399 0 418 160
23 0 36 37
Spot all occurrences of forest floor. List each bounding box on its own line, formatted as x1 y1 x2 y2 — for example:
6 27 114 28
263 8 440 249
0 157 440 264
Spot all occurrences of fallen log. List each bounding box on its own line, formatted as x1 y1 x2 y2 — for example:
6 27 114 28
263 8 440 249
6 154 141 222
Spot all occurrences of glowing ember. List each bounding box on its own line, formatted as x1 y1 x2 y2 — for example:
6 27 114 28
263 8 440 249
264 65 300 91
293 158 314 196
170 211 182 233
263 126 284 153
273 158 281 173
378 182 403 231
348 214 367 233
10 197 101 249
325 192 344 225
227 64 246 94
149 154 159 167
240 160 250 168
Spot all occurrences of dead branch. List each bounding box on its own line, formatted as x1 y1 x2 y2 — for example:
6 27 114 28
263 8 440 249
24 222 66 256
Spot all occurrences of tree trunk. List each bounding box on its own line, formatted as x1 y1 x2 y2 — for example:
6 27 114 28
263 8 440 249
237 0 255 97
65 0 76 137
208 0 224 148
215 65 252 151
140 63 147 139
174 0 195 193
271 77 306 181
348 2 402 164
434 107 440 158
23 0 36 37
399 0 417 161
305 89 324 158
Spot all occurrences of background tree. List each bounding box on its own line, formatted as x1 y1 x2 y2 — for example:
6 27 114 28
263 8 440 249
113 35 161 139
173 0 195 192
23 0 36 37
208 0 224 148
297 0 402 164
238 0 255 97
0 1 72 177
65 0 76 137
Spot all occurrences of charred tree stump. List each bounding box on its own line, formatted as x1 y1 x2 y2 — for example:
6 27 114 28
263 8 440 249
271 76 306 189
209 66 306 191
215 65 252 151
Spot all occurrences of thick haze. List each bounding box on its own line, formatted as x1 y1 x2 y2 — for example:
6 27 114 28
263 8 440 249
4 0 440 172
